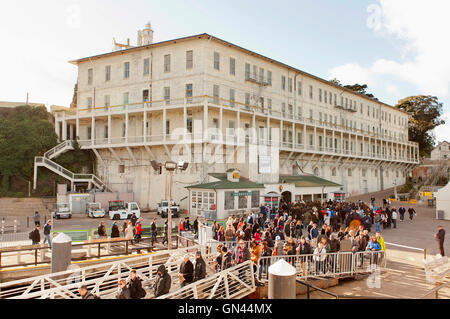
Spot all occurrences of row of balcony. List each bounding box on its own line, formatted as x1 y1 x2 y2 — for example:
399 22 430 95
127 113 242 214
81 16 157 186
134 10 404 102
74 133 419 163
54 95 416 148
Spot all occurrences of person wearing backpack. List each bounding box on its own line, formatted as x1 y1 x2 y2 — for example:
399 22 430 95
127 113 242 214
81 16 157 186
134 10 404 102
43 220 52 248
128 269 146 299
29 225 40 245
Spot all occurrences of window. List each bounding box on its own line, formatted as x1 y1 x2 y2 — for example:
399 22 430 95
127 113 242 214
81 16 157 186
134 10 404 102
230 89 235 106
334 94 337 106
105 65 111 82
122 123 126 137
124 62 130 78
143 58 150 75
309 134 314 146
309 109 313 119
245 63 250 80
164 54 171 72
163 87 170 104
245 93 250 106
348 168 352 176
214 52 220 70
309 85 313 99
123 92 129 105
142 90 149 102
185 83 193 101
297 81 302 95
362 168 366 177
281 76 286 90
332 167 337 176
329 92 332 105
213 85 219 104
104 125 108 139
268 99 272 113
288 78 293 93
230 57 235 75
187 117 193 133
224 191 234 210
313 167 319 176
238 193 248 209
87 125 92 140
88 68 93 85
186 50 193 69
324 90 328 103
119 164 125 174
104 95 110 107
87 97 93 109
267 71 272 85
166 120 170 135
319 88 322 102
251 190 260 208
297 132 302 144
259 68 264 83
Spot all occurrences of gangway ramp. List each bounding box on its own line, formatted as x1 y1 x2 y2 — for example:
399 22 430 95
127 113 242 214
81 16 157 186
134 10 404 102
0 245 209 299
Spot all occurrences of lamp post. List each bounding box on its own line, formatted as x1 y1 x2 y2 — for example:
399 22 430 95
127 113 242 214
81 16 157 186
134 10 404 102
151 160 189 251
394 179 397 201
164 161 177 250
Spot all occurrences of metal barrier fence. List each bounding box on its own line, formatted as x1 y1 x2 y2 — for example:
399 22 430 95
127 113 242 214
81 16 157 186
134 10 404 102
0 244 211 299
257 250 386 281
157 260 256 299
0 232 30 247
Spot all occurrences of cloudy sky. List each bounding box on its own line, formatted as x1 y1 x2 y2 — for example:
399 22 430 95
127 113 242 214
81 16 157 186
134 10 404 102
0 0 449 142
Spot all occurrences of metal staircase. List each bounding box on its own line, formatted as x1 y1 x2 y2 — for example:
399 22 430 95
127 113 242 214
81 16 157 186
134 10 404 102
33 140 110 192
44 140 74 159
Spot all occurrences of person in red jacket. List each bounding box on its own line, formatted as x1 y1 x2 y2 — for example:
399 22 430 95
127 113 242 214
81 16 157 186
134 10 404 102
134 220 143 243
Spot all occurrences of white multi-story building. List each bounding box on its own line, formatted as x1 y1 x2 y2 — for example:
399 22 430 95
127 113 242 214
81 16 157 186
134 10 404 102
50 24 419 212
431 141 450 161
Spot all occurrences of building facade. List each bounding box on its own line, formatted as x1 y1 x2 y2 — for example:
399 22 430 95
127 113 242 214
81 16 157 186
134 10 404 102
431 141 450 161
52 25 419 211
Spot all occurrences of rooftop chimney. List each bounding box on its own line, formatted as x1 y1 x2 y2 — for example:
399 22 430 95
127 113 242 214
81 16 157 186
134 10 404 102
137 21 154 46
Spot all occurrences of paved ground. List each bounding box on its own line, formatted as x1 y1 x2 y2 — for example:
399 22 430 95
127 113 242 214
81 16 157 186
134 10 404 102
1 211 187 234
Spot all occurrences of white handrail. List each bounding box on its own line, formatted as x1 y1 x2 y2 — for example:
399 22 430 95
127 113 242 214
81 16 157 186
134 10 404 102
0 245 210 299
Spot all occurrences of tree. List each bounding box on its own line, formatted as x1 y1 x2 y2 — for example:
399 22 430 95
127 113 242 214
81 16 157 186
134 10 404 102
329 79 378 100
54 140 94 174
395 95 445 157
343 84 377 100
0 105 58 193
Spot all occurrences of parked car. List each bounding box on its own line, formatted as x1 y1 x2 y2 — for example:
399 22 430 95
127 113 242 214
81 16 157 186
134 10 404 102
157 200 180 218
53 203 72 219
86 202 105 218
108 200 140 220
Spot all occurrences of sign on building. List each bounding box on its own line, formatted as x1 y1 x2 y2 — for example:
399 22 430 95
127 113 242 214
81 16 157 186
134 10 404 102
259 155 271 173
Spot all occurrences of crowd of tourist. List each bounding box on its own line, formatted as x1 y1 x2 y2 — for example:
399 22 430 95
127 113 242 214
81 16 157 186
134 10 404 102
203 198 419 281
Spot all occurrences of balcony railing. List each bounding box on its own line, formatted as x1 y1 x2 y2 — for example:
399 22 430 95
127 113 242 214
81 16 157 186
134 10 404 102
55 95 419 152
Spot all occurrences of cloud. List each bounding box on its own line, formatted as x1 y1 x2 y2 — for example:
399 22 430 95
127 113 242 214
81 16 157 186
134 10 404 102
329 0 450 141
386 84 398 94
329 63 376 87
433 112 450 143
332 0 450 96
